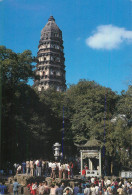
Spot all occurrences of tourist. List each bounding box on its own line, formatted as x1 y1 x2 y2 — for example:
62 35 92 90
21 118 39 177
63 188 72 195
107 185 112 195
90 184 96 195
91 177 95 184
38 182 44 195
77 185 84 195
22 161 26 174
50 184 56 195
58 162 62 179
70 162 74 179
38 159 42 176
105 178 111 187
102 187 107 195
67 163 71 179
95 184 99 195
55 183 64 195
64 185 73 195
0 181 8 195
73 184 79 195
84 184 91 195
26 160 30 174
61 182 65 190
117 185 123 195
52 161 57 179
31 182 37 195
62 163 66 180
17 165 21 174
30 159 34 176
35 159 39 176
43 181 50 194
13 179 21 195
49 161 52 177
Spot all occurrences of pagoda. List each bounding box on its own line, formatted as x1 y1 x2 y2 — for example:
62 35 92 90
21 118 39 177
35 16 66 92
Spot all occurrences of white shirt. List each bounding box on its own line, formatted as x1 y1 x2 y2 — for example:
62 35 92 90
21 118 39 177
91 177 95 183
65 164 69 171
35 160 39 165
52 163 56 170
49 162 52 168
106 179 111 186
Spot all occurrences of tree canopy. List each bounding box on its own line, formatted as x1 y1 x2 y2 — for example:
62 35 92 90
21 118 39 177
0 46 131 172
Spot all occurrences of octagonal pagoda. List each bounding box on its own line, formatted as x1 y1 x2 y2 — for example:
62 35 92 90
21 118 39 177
35 16 66 92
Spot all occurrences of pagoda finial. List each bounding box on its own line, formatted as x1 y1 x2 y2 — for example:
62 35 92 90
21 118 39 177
48 16 55 22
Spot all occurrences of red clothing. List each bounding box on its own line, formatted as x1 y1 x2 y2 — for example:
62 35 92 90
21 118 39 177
82 169 86 175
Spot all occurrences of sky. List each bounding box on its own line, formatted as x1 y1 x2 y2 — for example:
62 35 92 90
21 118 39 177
0 0 132 93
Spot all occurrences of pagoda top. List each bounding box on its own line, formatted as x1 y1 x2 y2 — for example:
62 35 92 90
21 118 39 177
48 16 55 22
41 16 61 35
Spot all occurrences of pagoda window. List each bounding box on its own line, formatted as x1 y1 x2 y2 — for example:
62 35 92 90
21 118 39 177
56 71 60 76
57 86 60 91
51 56 54 61
50 70 54 75
44 57 46 61
56 57 60 62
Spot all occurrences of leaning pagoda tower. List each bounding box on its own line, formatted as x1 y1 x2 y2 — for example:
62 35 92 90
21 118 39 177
35 16 66 92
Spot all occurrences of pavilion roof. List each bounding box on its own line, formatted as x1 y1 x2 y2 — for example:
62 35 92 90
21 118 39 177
75 138 102 148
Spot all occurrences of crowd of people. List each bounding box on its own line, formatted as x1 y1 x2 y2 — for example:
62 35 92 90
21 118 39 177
26 177 132 195
0 172 132 194
14 160 79 179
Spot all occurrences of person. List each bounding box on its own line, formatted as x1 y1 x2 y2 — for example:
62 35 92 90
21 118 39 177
95 184 99 195
77 185 84 195
63 188 72 195
30 159 34 176
52 162 57 179
38 159 42 176
90 184 96 195
17 165 21 174
26 160 30 174
58 162 62 179
70 162 74 178
55 183 63 195
0 181 8 195
81 169 86 180
13 179 20 195
32 182 37 195
43 181 50 194
84 185 91 195
64 186 73 195
67 163 71 179
107 185 112 195
22 161 26 174
61 182 65 190
117 185 123 195
73 184 79 195
38 183 44 195
62 163 66 180
50 184 56 195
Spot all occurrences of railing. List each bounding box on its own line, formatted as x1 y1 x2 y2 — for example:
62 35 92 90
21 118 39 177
86 170 100 177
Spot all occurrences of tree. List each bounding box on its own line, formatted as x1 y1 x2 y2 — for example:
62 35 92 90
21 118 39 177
0 46 36 165
64 80 118 144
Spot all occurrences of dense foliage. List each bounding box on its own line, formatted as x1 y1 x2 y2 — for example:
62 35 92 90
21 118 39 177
0 46 131 173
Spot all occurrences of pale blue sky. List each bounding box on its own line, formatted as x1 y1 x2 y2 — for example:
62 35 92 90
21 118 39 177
0 0 132 93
